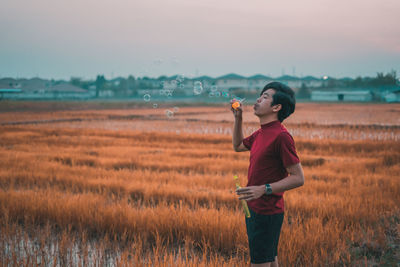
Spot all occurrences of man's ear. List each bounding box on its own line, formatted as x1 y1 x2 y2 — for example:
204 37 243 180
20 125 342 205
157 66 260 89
272 104 282 112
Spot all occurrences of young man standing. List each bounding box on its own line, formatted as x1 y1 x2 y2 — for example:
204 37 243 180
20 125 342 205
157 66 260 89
231 82 305 267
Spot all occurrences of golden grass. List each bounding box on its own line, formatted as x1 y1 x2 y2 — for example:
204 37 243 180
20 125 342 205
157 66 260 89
0 103 399 266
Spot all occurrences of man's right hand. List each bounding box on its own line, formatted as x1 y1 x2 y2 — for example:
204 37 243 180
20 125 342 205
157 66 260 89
230 99 243 118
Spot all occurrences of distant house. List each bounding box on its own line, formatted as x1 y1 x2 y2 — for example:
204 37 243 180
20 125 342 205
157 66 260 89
247 74 273 90
311 90 373 102
98 89 114 98
50 83 94 99
194 75 214 90
383 89 400 103
276 75 303 88
215 73 248 91
0 78 22 89
301 76 324 88
0 88 22 99
109 77 124 87
149 73 327 95
163 76 179 90
0 78 94 100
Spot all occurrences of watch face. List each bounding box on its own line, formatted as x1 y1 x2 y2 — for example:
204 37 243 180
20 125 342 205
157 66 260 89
265 184 272 194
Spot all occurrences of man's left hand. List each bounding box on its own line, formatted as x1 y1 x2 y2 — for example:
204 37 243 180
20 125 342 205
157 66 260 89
236 185 265 201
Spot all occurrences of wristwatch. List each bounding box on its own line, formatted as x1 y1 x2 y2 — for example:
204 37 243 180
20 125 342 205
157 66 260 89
265 184 272 195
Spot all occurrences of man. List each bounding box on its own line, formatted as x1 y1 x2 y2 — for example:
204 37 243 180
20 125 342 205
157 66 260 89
231 82 305 267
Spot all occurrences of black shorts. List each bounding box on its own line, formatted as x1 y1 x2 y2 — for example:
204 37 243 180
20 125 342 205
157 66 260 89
245 208 284 264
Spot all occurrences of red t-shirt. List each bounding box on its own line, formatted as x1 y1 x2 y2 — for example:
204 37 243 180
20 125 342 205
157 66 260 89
242 120 300 215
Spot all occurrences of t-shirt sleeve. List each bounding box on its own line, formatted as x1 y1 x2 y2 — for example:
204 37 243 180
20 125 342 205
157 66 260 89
242 130 259 150
276 132 300 167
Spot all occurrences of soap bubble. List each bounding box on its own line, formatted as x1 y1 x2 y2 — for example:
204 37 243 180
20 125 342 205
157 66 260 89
210 85 218 92
153 103 158 109
176 74 185 83
222 91 229 98
143 94 151 102
193 81 203 95
173 106 179 113
171 80 177 87
165 109 174 118
215 91 221 97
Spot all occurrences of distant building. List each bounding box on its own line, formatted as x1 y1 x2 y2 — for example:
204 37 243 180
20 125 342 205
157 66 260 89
247 74 273 90
193 75 214 90
276 75 303 88
311 90 373 102
383 89 400 103
0 88 22 99
98 89 114 98
145 73 327 95
301 76 324 88
0 78 94 100
50 83 94 99
215 73 248 91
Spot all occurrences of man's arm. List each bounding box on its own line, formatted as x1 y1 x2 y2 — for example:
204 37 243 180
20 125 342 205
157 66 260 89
269 163 304 193
231 100 248 152
236 163 304 201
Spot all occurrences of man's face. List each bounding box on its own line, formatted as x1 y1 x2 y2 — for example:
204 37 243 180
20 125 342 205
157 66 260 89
253 89 280 117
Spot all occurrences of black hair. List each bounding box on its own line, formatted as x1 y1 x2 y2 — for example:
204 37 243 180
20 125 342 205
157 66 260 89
261 81 296 122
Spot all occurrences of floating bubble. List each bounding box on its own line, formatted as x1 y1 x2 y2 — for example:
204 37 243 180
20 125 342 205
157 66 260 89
222 91 229 98
215 91 221 97
165 109 174 118
176 74 185 83
210 85 218 92
153 103 158 109
194 87 203 95
173 106 179 113
193 81 203 95
143 94 151 102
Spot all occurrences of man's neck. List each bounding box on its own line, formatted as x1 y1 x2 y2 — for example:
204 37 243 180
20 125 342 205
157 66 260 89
258 115 278 125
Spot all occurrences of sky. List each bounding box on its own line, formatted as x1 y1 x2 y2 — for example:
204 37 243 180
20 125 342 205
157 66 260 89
1 0 399 80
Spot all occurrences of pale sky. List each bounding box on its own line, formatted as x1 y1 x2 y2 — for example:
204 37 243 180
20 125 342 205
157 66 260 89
1 0 399 80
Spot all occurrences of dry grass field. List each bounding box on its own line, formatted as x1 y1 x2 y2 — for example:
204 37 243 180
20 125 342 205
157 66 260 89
0 101 399 266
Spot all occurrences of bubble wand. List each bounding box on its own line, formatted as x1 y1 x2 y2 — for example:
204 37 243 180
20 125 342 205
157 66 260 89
234 175 251 218
231 98 246 110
